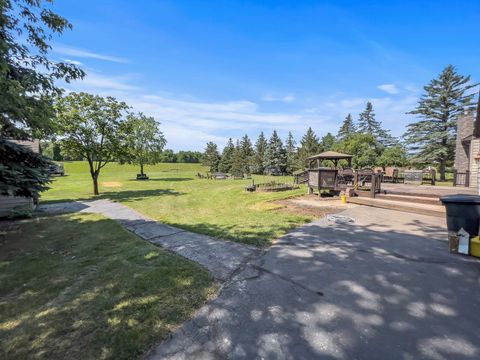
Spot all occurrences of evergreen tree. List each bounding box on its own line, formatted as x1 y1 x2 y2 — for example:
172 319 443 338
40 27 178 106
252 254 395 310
337 114 356 140
404 65 477 180
239 134 254 174
321 132 336 152
357 102 396 147
1 0 83 197
230 140 245 176
285 131 297 174
203 142 221 172
264 130 286 174
252 132 267 174
218 138 235 173
297 127 320 169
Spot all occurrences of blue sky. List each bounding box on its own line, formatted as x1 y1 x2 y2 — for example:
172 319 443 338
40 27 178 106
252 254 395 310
50 0 479 151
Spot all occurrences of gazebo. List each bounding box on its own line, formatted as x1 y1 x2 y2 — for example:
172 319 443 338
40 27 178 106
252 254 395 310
307 151 353 169
306 151 354 195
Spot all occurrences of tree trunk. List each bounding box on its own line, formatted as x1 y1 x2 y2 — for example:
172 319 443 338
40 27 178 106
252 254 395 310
93 174 99 195
439 159 446 182
140 162 144 176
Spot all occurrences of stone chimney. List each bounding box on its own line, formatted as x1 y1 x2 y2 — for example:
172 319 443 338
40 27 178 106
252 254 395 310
454 112 474 172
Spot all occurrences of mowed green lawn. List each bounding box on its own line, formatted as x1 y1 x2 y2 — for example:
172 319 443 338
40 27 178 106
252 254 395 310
43 162 311 247
0 213 215 359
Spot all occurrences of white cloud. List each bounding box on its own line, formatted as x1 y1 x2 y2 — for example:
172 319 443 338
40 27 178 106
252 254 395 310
61 70 421 150
54 45 129 63
64 72 140 93
261 93 296 103
377 84 400 95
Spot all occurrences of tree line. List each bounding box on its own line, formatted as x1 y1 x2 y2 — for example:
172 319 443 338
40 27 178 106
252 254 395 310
202 102 408 175
203 65 478 181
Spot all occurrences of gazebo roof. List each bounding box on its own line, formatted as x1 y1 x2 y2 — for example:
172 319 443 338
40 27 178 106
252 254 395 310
307 151 353 160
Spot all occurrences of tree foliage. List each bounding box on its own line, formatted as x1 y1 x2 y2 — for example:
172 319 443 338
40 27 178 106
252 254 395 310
333 133 380 169
264 130 286 174
120 113 166 176
377 144 408 168
285 131 297 174
357 102 396 146
203 142 220 172
404 65 477 180
1 0 83 197
297 127 320 169
337 114 356 140
252 132 267 174
218 138 235 173
320 132 336 152
0 140 52 198
55 92 129 195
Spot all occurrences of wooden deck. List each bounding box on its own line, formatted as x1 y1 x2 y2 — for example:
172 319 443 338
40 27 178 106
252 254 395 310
381 183 476 198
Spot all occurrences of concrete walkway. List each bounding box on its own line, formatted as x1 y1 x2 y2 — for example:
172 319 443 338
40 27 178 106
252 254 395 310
149 206 480 360
38 200 259 282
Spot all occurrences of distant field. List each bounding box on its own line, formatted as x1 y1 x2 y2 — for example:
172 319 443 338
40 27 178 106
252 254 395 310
42 162 310 247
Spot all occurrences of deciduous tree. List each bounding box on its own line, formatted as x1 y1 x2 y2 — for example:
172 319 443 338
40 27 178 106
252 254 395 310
120 113 166 177
55 92 129 195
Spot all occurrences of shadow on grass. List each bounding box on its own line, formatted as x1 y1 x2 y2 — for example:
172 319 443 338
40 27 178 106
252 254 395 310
42 188 185 205
0 213 214 360
127 177 194 182
166 219 304 248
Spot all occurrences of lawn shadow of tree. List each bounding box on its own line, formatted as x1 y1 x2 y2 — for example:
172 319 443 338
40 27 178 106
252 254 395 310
0 214 215 360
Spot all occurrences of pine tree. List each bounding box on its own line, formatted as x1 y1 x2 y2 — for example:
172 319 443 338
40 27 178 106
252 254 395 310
297 127 320 169
230 140 245 176
357 102 396 147
321 132 336 152
264 130 286 174
218 138 235 173
285 131 297 174
252 132 267 174
337 114 356 140
404 65 478 180
203 142 221 172
239 134 254 174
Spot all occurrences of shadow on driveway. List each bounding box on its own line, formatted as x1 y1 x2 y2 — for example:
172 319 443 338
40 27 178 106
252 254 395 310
151 206 480 360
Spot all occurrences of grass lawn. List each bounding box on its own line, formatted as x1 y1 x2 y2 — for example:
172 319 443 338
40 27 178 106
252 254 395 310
42 162 312 247
0 213 215 359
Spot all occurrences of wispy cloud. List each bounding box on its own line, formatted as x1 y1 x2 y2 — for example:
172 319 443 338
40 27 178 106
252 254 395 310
62 69 420 150
54 45 129 63
378 83 400 95
261 93 296 103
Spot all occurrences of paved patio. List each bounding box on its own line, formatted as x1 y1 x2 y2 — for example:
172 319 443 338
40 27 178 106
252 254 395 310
150 206 480 360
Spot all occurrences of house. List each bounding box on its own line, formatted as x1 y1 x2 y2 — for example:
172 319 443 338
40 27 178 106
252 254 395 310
454 98 480 189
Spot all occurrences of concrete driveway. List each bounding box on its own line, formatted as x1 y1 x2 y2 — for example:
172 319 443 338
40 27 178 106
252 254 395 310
150 206 480 360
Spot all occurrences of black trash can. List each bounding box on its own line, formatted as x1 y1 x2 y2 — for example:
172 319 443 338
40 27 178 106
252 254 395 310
440 194 480 237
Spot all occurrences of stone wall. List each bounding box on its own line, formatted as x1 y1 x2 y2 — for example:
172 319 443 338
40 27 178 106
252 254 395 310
469 139 480 189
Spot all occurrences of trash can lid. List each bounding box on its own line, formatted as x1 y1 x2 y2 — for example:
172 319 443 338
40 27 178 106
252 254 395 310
440 194 480 204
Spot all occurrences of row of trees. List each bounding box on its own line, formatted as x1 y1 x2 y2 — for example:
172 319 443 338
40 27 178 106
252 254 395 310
202 103 407 175
202 65 478 181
